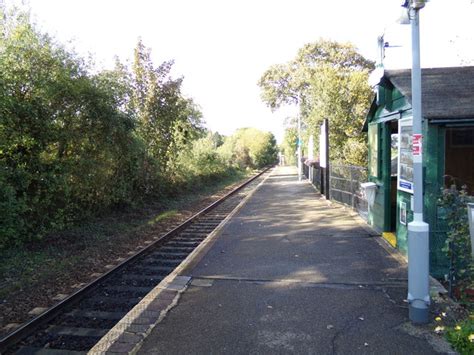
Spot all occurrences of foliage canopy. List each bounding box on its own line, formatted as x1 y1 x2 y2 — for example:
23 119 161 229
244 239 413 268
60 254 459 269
259 39 374 165
0 9 277 248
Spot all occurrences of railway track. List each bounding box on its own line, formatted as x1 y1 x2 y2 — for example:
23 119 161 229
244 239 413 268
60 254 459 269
0 168 270 354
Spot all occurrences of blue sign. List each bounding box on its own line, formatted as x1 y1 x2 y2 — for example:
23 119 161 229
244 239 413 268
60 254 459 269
399 181 412 190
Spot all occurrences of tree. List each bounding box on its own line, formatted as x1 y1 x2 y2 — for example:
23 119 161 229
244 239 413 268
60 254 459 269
0 9 209 247
209 131 224 148
0 8 137 244
0 6 263 249
280 125 298 165
258 39 374 165
176 134 227 182
218 128 277 169
127 39 205 192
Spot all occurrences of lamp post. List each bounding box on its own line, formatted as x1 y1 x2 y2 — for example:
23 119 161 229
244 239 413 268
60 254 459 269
403 0 430 324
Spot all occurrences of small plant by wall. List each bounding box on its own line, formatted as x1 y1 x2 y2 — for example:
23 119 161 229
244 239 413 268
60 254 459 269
438 185 474 305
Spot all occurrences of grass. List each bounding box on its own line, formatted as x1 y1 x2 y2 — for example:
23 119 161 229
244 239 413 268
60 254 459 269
0 247 82 298
146 210 179 226
0 170 251 302
445 316 474 354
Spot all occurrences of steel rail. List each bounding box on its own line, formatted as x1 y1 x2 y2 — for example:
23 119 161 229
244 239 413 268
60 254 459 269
0 167 270 353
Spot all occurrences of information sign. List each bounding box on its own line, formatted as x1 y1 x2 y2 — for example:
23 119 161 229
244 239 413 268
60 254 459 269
413 134 422 156
398 118 414 194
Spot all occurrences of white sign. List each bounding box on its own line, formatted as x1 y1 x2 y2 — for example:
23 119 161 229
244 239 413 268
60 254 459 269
400 201 407 225
320 121 327 168
398 117 414 194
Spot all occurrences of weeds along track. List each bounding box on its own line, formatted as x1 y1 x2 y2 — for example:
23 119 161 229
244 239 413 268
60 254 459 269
0 168 271 354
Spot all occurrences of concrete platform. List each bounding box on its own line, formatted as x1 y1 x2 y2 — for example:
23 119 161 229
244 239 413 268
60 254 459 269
135 166 451 354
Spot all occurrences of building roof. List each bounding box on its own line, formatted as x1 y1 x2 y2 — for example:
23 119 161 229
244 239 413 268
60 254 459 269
385 66 474 119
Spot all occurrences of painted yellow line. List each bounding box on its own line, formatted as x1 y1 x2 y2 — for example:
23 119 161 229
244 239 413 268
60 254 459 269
382 232 397 248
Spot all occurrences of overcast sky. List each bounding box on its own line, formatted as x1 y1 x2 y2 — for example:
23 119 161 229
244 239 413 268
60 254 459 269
7 0 474 142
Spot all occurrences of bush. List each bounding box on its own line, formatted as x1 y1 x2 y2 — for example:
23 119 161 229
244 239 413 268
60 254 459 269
217 128 277 169
445 317 474 355
438 185 474 298
179 135 227 178
0 167 26 248
0 7 275 249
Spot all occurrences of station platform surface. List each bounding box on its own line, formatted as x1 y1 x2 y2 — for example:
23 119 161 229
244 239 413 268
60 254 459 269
137 166 450 354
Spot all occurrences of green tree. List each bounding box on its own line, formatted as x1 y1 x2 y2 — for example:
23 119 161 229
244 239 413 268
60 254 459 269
177 134 227 181
209 131 224 148
0 6 263 249
280 126 298 165
0 9 137 245
218 128 277 169
258 39 374 165
128 39 205 193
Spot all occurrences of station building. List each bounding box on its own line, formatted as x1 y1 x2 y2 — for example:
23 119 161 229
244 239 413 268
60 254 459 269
363 66 474 277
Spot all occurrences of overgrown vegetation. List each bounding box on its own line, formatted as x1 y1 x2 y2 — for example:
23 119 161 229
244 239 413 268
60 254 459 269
258 39 374 165
279 125 297 165
445 317 474 355
0 169 248 300
438 185 474 303
0 8 277 248
438 185 474 354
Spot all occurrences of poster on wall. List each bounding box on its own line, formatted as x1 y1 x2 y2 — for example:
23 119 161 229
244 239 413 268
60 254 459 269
398 117 414 194
400 201 407 225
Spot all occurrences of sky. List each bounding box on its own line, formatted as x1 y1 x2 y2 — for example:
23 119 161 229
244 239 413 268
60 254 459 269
6 0 474 142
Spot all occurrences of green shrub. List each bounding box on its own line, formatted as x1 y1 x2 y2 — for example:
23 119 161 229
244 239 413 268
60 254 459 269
0 167 26 248
217 128 277 169
0 7 274 249
438 185 474 298
445 317 474 355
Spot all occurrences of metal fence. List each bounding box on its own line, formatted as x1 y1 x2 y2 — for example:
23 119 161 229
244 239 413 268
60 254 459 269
430 212 449 279
330 165 369 221
303 165 322 192
303 163 369 221
309 166 322 192
302 162 463 281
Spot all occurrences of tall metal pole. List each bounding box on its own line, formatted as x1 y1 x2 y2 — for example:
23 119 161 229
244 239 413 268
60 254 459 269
297 113 302 181
407 2 430 324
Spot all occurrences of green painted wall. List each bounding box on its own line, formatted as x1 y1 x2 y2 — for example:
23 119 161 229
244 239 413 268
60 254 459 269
424 123 449 277
394 109 416 255
368 120 385 232
366 80 449 277
367 84 411 235
396 192 411 254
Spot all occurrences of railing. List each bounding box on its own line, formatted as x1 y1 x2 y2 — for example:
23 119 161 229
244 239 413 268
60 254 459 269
310 166 322 192
303 162 368 221
329 165 369 221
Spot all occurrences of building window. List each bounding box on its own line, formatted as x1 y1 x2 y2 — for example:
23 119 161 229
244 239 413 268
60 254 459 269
450 128 474 147
445 127 474 192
